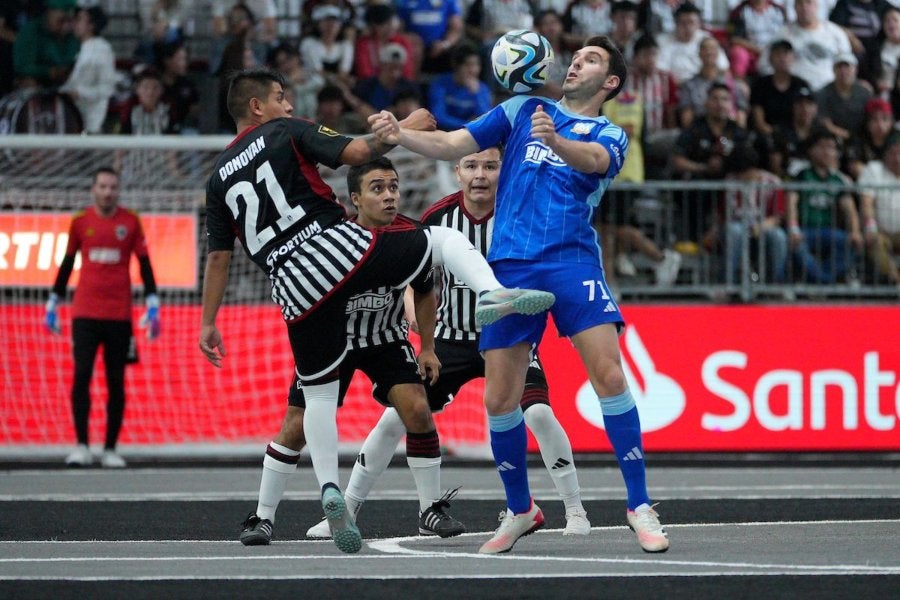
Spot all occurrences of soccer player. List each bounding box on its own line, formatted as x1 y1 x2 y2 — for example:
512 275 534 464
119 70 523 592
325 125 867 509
200 68 553 554
370 35 670 554
306 147 591 539
240 157 466 545
45 167 160 469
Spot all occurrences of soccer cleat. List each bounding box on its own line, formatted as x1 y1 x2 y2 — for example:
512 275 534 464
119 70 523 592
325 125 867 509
616 253 637 277
654 249 682 287
474 288 555 326
100 449 126 468
563 508 591 535
306 517 331 539
419 487 466 538
240 512 273 546
322 487 362 554
478 500 544 554
65 444 92 467
627 503 669 552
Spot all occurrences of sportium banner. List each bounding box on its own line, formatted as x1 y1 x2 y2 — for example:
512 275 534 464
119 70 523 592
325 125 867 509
0 212 198 289
539 306 899 452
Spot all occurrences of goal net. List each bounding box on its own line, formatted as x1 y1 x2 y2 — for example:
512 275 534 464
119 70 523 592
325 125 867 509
0 135 490 459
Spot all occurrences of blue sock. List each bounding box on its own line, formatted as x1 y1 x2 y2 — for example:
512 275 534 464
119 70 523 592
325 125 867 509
600 390 651 510
488 407 531 514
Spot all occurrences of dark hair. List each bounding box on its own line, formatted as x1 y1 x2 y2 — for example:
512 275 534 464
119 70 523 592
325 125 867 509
724 144 758 173
451 42 479 69
267 41 300 67
633 33 658 54
583 35 627 101
769 39 793 53
804 127 839 154
92 166 118 183
533 9 562 28
611 0 639 15
347 157 396 195
316 84 345 104
707 81 732 98
133 66 163 85
226 68 286 120
392 88 422 105
80 6 108 35
674 2 702 19
364 3 394 25
155 40 186 70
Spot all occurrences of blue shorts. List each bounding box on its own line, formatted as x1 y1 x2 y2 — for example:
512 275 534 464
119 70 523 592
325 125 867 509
479 259 624 352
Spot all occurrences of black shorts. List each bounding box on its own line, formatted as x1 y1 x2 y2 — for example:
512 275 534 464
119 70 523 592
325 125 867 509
287 222 430 382
288 340 423 408
425 338 550 412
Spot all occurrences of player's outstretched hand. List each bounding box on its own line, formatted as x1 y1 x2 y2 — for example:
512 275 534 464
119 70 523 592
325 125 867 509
44 292 61 335
199 324 226 368
139 293 161 341
531 105 557 146
368 110 401 145
417 348 441 386
398 108 436 132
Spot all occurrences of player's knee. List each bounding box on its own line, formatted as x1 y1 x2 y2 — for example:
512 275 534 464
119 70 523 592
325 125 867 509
523 402 553 431
397 398 434 433
591 364 627 396
275 409 306 450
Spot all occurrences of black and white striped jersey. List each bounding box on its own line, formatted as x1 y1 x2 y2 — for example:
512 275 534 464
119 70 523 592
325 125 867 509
421 191 493 342
206 117 368 320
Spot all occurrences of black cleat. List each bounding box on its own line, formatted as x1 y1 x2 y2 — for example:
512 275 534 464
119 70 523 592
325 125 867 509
240 512 273 546
418 487 466 538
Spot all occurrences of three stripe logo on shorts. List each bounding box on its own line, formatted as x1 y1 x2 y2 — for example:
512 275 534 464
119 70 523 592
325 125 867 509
622 447 644 461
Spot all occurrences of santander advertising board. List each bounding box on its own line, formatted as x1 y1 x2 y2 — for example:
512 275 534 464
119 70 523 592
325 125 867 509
538 306 898 452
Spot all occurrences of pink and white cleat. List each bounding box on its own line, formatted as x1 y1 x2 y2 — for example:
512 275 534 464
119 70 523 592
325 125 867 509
478 500 544 554
626 503 669 552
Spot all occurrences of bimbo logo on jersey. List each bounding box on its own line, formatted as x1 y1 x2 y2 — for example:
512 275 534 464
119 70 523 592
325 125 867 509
346 291 393 313
523 141 566 166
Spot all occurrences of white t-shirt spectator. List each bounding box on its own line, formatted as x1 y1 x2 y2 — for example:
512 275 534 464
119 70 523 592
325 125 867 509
300 36 355 77
759 20 852 91
656 30 730 84
60 37 118 133
859 160 900 234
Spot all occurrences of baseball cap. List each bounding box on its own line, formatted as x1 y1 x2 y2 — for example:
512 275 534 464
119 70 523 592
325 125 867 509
864 97 892 116
311 5 343 22
379 42 408 65
833 52 858 66
793 86 816 104
769 39 793 53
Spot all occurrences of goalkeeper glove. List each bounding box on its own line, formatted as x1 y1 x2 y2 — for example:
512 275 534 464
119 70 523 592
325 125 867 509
45 292 61 335
139 293 161 340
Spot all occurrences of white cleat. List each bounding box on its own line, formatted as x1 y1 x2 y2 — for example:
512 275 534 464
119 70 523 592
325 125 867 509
100 449 126 468
65 444 92 467
306 517 332 539
627 503 669 552
563 508 591 535
474 288 555 326
478 500 544 554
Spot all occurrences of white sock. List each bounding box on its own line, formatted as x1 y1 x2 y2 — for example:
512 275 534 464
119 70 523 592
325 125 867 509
408 455 442 512
429 225 500 295
302 380 340 493
256 442 299 523
345 408 406 515
525 403 584 513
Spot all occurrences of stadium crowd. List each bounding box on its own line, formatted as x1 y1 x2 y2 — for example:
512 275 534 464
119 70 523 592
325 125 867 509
1 0 898 288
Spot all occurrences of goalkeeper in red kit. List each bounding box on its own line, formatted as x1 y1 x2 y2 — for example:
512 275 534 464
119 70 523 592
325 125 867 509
45 167 160 468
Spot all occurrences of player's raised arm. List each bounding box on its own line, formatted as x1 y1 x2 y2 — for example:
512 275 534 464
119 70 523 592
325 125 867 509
339 108 439 165
531 105 612 174
369 110 479 161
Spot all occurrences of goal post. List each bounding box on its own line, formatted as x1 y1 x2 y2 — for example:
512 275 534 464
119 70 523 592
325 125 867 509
0 134 490 460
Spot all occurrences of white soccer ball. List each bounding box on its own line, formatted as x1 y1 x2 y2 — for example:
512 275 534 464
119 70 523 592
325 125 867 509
490 30 554 94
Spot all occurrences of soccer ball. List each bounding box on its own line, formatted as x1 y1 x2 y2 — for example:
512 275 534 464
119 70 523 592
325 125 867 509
490 30 554 94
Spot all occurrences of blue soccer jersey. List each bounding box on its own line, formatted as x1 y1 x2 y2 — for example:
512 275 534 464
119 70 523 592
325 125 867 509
465 95 628 266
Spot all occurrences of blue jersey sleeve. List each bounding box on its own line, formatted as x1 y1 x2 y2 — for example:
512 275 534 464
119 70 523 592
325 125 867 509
593 121 628 180
465 95 535 150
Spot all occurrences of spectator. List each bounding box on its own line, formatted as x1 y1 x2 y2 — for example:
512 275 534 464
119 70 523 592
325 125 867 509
677 36 749 129
815 52 873 143
134 0 192 65
211 0 277 45
117 68 172 135
427 42 492 130
844 96 896 179
209 2 267 75
45 167 160 469
655 2 729 84
761 0 852 91
60 6 117 134
532 9 571 100
12 0 78 89
395 0 464 74
727 0 788 78
156 41 200 134
829 0 893 85
626 34 680 178
608 0 641 62
858 130 900 284
351 42 420 116
769 86 824 177
300 0 357 38
0 2 26 98
671 83 750 249
215 18 259 132
466 0 536 86
300 4 355 87
562 0 614 48
875 6 900 96
787 128 863 284
638 0 691 35
314 84 367 134
354 4 415 80
749 39 810 141
719 144 789 284
268 42 324 120
390 88 425 120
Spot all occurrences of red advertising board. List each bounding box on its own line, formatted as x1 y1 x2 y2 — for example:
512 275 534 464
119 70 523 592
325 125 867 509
0 212 197 289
